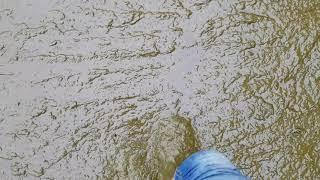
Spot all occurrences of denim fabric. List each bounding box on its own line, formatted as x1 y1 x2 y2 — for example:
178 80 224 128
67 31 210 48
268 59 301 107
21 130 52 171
175 150 248 180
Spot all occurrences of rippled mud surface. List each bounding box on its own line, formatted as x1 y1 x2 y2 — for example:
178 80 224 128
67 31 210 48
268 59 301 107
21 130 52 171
0 0 320 179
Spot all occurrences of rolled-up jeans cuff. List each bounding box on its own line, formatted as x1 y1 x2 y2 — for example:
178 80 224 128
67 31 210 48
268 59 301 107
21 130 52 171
174 150 248 180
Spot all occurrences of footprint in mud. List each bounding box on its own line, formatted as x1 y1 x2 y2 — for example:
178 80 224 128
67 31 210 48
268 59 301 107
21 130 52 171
105 115 200 179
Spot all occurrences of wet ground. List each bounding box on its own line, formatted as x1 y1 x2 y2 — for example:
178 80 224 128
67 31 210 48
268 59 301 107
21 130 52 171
0 0 320 179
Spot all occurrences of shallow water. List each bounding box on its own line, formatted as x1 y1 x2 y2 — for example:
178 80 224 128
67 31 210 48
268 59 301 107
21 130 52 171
0 0 319 179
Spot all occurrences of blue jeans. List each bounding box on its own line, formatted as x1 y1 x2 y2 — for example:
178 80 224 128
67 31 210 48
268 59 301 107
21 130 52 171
175 150 248 180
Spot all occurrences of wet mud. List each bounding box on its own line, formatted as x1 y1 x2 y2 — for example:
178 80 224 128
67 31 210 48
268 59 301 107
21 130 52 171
0 0 320 179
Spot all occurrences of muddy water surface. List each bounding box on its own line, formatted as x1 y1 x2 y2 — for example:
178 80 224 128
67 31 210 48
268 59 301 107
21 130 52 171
0 0 320 179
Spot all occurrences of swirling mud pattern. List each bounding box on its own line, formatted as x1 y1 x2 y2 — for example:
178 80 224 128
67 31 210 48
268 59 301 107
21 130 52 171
0 0 319 179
